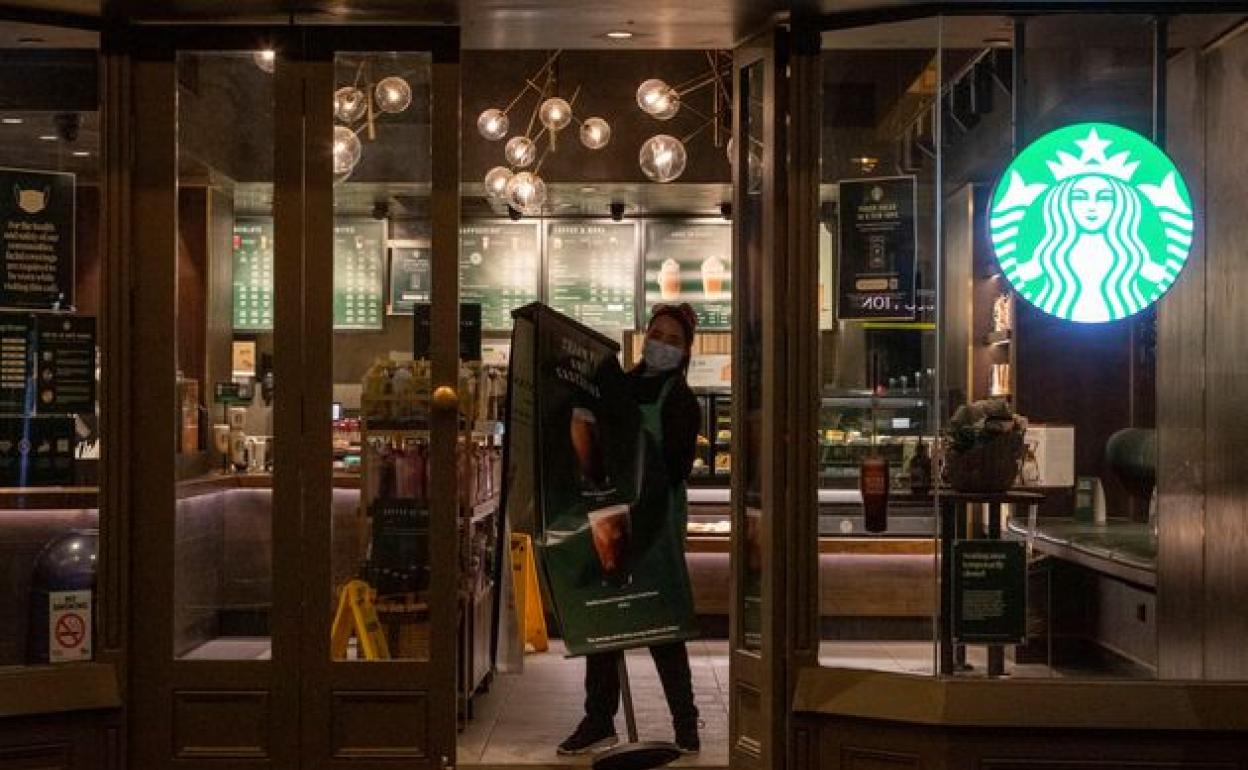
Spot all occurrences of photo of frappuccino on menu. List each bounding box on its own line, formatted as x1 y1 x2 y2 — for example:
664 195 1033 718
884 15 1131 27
658 258 682 300
701 255 727 300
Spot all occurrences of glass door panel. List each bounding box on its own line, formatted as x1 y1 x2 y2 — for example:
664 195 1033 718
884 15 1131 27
328 51 434 663
173 51 277 661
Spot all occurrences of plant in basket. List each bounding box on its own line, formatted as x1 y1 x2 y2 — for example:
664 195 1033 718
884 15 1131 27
943 399 1027 492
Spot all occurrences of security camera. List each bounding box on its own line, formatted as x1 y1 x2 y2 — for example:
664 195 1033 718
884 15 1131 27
54 113 80 143
609 202 626 222
371 200 390 221
719 202 731 221
507 205 523 222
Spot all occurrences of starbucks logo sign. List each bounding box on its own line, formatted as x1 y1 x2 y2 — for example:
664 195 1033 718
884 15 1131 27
990 123 1194 324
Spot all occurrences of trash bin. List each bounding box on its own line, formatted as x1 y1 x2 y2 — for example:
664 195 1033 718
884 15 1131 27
27 528 98 664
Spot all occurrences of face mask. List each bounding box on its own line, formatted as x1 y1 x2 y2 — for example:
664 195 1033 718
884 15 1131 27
16 186 49 215
643 339 684 372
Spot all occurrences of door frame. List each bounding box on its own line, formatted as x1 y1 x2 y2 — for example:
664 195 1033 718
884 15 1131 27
126 23 461 770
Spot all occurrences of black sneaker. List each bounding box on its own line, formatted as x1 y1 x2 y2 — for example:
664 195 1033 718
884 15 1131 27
674 720 701 754
557 719 618 755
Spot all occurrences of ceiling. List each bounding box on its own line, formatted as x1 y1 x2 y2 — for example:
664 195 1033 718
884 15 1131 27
1 1 1244 49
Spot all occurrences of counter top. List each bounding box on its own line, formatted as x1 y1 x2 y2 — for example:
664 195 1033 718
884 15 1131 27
794 665 1248 731
1009 516 1156 588
0 662 121 717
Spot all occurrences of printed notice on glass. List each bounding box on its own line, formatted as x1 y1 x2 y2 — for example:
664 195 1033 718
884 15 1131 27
644 221 731 330
952 540 1026 644
388 246 431 314
0 313 32 414
546 223 637 333
0 168 75 310
334 220 385 330
836 176 918 321
34 315 95 415
460 222 540 330
232 218 274 330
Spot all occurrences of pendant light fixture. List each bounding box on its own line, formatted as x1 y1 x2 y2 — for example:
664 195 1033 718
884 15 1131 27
473 50 612 215
635 51 733 183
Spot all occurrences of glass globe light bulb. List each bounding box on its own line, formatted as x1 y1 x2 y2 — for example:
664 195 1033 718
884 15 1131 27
504 136 537 169
506 171 547 214
332 125 363 176
579 117 611 150
636 78 680 120
253 49 276 73
375 76 412 114
334 86 367 124
477 108 510 141
483 166 514 201
638 134 688 183
539 97 573 131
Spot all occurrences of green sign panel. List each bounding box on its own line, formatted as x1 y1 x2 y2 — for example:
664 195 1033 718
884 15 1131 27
991 123 1194 324
547 223 637 333
643 221 732 330
232 218 274 330
460 223 539 330
952 540 1026 644
333 221 385 330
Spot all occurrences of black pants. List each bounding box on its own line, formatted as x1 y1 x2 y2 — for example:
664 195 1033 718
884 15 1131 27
583 642 698 729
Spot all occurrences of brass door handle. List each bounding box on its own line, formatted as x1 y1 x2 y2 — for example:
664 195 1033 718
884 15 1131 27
432 385 459 412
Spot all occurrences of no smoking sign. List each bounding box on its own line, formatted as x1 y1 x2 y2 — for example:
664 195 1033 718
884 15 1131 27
49 590 92 662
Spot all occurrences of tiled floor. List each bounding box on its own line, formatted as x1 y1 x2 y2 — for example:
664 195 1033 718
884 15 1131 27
459 639 730 769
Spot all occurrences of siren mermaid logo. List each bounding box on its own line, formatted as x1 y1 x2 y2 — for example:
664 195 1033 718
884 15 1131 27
990 123 1194 323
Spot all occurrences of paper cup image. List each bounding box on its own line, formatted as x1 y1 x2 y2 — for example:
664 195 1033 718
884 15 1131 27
701 255 727 300
588 503 632 583
658 258 682 300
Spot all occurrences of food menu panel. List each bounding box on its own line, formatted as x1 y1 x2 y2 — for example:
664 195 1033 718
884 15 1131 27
232 218 274 330
34 315 95 415
333 220 386 330
546 222 637 332
460 223 539 330
643 221 732 329
0 314 31 414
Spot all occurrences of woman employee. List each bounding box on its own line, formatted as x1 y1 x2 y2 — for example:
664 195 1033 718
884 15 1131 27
559 303 703 756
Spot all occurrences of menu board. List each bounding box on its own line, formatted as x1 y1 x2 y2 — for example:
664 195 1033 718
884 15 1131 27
546 222 637 332
232 218 274 330
643 221 731 329
460 223 540 330
836 176 918 321
333 220 385 330
388 245 431 314
0 313 32 413
0 168 75 310
34 315 95 415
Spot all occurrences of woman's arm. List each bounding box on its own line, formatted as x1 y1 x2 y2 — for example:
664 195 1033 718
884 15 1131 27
662 382 701 483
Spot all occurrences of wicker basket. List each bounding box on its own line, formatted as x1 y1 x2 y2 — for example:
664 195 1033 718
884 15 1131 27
945 435 1023 493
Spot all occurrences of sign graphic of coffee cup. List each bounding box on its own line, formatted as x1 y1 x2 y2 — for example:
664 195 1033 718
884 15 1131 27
570 407 611 493
990 123 1194 324
589 503 632 584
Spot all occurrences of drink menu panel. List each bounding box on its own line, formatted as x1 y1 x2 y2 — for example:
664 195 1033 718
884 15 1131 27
546 223 637 332
643 221 732 329
232 218 274 330
460 222 539 330
333 220 385 330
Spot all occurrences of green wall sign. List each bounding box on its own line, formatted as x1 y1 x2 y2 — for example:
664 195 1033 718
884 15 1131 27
990 123 1194 323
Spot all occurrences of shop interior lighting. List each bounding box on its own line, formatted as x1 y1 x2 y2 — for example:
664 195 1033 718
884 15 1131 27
636 50 732 183
252 49 276 73
38 134 57 141
605 30 635 39
2 118 22 125
474 50 611 215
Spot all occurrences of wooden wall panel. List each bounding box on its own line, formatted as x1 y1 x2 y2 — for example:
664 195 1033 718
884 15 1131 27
1156 46 1207 680
329 691 428 759
172 690 269 759
1199 26 1248 681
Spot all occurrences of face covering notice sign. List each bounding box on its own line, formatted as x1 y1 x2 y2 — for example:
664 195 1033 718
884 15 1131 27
0 168 75 310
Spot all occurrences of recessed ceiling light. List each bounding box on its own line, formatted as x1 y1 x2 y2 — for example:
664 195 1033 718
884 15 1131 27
580 186 597 193
605 30 634 40
984 37 1012 47
2 118 22 125
38 134 57 141
17 36 45 45
72 150 90 157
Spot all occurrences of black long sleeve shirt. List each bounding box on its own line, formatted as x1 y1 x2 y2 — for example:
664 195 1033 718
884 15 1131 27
627 366 700 484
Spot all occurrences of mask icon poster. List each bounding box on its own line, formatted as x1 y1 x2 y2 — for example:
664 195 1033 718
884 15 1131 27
507 303 698 656
0 168 75 310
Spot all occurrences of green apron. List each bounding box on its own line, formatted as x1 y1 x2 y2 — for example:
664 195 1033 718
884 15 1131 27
637 376 688 547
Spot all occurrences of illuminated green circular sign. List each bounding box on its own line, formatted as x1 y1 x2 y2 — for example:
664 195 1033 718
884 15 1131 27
990 122 1194 323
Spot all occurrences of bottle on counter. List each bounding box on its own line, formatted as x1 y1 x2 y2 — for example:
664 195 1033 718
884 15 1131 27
860 455 890 534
